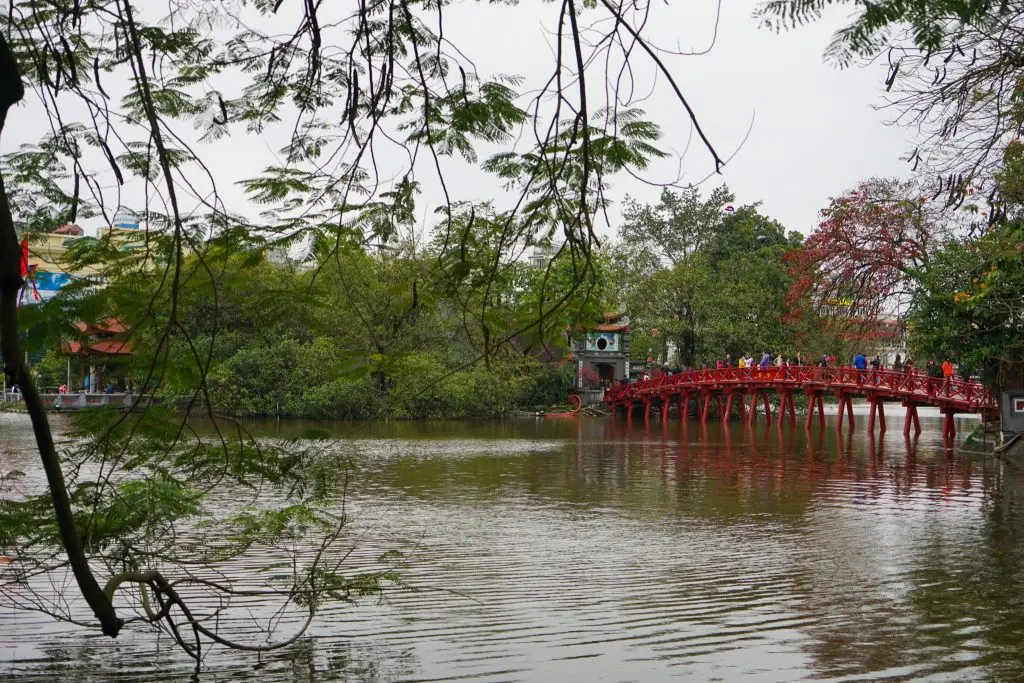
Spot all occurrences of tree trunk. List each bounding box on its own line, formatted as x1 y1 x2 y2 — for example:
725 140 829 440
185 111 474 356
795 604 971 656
0 32 122 637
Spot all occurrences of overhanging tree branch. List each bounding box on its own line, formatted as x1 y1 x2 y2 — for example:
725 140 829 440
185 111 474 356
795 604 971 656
0 31 123 638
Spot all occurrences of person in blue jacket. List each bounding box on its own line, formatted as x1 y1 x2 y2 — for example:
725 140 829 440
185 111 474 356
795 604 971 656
853 352 868 379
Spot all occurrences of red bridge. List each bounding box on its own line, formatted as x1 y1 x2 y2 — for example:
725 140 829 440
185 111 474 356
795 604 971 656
603 366 997 439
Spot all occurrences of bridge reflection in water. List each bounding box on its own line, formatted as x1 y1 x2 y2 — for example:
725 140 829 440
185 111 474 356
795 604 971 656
605 365 997 440
589 418 985 508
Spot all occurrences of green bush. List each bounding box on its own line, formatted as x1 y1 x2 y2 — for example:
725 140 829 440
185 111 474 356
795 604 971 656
294 376 383 420
156 336 571 420
517 362 574 409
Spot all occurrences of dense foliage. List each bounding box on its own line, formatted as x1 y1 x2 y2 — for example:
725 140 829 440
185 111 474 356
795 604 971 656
18 236 584 418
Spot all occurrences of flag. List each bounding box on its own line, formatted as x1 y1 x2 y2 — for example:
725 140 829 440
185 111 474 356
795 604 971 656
17 239 40 306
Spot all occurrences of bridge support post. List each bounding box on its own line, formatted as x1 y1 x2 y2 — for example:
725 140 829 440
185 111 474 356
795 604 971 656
867 396 888 433
903 403 921 436
836 394 854 431
643 400 651 423
676 397 684 421
682 393 690 421
777 391 796 426
943 409 957 440
700 392 711 425
805 391 826 429
661 398 669 422
746 391 769 425
627 402 634 421
723 392 734 422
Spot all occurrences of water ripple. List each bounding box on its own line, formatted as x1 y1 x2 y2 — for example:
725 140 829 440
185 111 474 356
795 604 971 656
3 414 1024 680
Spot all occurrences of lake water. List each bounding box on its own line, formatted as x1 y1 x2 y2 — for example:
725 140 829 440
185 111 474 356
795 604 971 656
2 411 1024 681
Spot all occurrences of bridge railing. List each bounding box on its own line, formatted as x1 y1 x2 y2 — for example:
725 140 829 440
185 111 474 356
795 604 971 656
603 366 994 410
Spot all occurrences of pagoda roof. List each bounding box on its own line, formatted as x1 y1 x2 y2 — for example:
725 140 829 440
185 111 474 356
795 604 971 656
62 339 132 357
73 319 127 335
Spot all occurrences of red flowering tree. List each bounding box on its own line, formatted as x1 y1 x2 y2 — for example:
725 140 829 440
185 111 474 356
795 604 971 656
785 178 957 353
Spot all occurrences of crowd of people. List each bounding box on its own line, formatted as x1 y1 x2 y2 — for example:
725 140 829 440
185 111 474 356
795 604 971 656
634 352 960 383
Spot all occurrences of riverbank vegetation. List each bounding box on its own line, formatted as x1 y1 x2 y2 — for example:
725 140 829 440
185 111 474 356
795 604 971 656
117 239 582 419
24 183 818 419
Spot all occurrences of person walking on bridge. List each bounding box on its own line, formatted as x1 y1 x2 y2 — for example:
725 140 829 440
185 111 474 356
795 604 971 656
853 352 868 383
942 358 955 396
869 355 881 384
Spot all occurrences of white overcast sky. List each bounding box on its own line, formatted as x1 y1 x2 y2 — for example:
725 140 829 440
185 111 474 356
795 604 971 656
7 0 912 239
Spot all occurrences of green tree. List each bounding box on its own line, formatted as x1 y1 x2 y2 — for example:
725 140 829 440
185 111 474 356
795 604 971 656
616 186 732 365
698 206 802 358
614 187 799 366
908 143 1024 387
